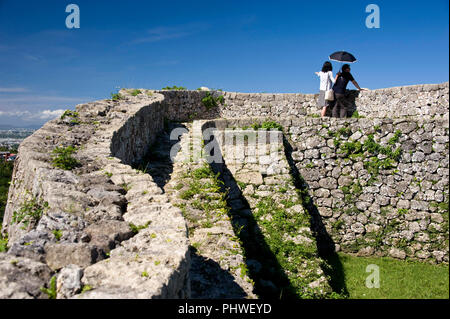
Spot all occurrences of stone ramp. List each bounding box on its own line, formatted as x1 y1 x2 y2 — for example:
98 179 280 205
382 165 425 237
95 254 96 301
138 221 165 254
200 123 332 298
148 122 256 298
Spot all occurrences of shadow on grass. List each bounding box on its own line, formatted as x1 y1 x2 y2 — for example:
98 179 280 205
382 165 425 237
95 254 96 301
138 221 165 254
282 135 349 297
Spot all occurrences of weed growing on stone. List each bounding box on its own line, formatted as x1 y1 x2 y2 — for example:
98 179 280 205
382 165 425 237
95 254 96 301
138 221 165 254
60 110 80 125
111 92 123 101
251 121 283 131
40 276 57 299
129 222 151 234
161 86 186 90
201 92 225 110
81 285 92 293
12 196 49 229
129 89 141 96
52 229 62 241
253 196 328 298
51 146 80 170
0 230 7 252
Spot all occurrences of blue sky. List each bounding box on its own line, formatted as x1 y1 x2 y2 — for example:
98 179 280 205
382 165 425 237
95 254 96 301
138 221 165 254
0 0 448 127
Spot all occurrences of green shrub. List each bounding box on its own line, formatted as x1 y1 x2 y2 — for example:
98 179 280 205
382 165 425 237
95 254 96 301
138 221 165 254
161 86 186 90
129 89 141 96
51 146 80 170
201 92 225 110
111 92 123 101
250 121 283 131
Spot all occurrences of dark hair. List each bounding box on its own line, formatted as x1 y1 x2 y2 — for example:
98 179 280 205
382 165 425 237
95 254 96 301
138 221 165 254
342 64 351 72
321 61 333 72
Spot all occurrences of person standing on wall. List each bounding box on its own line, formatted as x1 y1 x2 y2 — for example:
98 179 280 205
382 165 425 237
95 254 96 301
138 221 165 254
331 64 364 118
315 61 336 117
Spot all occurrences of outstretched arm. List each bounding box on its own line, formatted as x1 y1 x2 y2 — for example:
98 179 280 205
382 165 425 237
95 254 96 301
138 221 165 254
352 80 364 91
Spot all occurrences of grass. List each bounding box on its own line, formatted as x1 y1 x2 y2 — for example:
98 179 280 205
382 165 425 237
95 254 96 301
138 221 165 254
326 253 449 299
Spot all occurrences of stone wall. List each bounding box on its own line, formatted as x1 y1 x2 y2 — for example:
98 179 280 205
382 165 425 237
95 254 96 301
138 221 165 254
286 117 449 263
160 82 449 121
201 116 449 263
1 91 190 298
1 82 448 299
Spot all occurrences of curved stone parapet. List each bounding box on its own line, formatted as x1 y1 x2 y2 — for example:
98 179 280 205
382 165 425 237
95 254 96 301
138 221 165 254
1 90 190 299
159 82 449 121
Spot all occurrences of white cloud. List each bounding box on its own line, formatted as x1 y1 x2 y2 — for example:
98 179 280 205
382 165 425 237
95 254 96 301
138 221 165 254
0 87 29 93
0 95 88 103
38 109 65 119
0 109 65 120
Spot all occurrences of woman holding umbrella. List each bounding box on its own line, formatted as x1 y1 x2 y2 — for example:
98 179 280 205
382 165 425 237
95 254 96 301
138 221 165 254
329 52 365 118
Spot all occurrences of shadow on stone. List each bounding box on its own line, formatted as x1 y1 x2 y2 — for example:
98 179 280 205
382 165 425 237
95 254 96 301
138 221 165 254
324 90 360 118
205 126 298 299
135 122 187 191
282 135 349 297
189 246 248 299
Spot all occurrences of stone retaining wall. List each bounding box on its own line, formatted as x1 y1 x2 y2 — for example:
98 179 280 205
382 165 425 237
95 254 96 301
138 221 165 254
160 82 449 121
210 116 449 263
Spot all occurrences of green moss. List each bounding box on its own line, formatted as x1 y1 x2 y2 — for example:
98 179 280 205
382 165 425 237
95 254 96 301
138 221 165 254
251 121 283 131
0 232 7 252
81 285 93 293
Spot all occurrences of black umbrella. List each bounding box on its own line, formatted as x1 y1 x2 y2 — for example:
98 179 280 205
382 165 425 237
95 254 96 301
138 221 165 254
329 51 357 63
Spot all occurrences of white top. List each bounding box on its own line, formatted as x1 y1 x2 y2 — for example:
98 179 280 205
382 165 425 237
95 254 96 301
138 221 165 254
316 71 335 91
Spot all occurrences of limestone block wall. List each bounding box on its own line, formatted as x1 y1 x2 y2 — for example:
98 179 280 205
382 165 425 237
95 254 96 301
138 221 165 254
160 82 449 121
199 122 332 297
285 117 449 262
1 91 190 298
